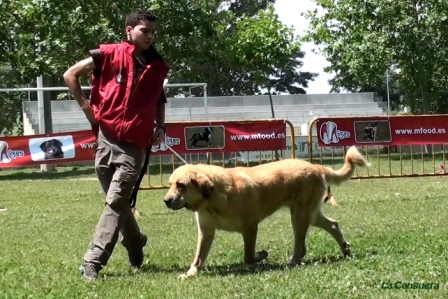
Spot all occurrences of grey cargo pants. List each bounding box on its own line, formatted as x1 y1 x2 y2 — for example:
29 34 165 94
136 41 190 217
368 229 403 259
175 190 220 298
83 127 146 267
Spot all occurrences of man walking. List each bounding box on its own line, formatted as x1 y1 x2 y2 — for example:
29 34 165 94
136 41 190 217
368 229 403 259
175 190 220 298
63 9 169 280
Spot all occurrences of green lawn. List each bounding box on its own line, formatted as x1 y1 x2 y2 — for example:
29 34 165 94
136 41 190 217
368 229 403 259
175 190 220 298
0 164 447 299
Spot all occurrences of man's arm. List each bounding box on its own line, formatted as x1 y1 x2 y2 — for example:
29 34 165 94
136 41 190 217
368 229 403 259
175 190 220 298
63 57 97 124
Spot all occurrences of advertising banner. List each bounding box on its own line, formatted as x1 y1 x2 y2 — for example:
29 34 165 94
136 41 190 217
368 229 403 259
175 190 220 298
0 130 97 168
0 120 286 168
316 115 448 146
152 120 286 155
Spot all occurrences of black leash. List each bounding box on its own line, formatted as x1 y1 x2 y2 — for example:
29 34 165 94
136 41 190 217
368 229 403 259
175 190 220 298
129 149 151 209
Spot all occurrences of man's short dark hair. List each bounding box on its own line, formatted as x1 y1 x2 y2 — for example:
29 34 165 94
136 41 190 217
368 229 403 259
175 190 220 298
125 9 156 28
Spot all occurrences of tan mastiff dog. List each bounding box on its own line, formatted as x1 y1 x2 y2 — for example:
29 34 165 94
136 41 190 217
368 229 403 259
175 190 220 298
163 146 369 280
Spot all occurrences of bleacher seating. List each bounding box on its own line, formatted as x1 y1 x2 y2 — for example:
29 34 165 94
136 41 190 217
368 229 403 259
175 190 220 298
22 92 385 135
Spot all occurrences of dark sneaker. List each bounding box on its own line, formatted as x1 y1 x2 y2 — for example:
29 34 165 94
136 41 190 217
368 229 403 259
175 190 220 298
128 233 147 269
79 262 101 281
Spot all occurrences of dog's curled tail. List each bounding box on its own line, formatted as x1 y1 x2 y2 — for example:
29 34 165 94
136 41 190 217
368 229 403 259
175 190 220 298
323 146 370 186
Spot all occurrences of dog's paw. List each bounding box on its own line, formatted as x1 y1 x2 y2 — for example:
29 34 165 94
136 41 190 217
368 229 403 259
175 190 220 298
178 267 198 281
178 273 190 281
255 250 269 263
177 273 197 281
287 259 300 267
245 250 269 264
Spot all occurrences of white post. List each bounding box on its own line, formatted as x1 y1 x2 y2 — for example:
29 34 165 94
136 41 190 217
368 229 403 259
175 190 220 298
37 76 45 133
36 76 53 172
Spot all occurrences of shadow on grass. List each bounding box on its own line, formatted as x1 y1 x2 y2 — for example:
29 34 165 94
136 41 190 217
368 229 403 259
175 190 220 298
103 264 187 278
104 249 378 278
202 258 338 277
202 249 378 277
0 167 97 181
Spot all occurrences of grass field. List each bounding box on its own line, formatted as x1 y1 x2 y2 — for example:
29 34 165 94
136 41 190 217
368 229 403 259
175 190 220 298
1 164 447 299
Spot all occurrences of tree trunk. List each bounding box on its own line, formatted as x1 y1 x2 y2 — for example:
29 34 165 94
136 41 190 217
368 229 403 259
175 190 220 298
268 83 275 118
420 84 430 114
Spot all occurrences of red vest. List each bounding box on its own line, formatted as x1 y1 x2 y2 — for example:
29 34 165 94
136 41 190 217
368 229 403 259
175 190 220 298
90 41 169 149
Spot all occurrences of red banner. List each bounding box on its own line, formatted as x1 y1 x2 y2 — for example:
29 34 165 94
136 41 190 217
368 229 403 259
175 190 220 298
0 130 96 168
316 115 448 146
0 120 286 168
151 119 286 155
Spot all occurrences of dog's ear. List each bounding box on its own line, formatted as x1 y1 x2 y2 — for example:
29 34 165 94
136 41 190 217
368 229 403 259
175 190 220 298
40 141 48 151
191 172 214 199
57 140 63 146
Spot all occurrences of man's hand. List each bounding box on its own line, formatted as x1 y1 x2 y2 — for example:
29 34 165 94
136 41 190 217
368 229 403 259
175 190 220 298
81 102 98 125
151 127 165 146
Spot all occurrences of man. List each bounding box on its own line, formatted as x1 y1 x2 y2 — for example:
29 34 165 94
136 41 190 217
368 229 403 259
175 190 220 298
63 9 169 280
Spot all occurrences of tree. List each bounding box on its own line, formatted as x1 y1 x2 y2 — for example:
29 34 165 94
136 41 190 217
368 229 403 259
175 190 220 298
1 0 140 84
228 4 316 96
303 0 448 114
0 0 317 133
0 0 142 134
156 0 316 96
2 0 315 96
0 65 27 136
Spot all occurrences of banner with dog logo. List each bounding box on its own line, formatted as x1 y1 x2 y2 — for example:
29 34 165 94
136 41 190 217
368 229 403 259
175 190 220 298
0 120 286 168
151 119 286 155
316 115 448 146
0 130 96 168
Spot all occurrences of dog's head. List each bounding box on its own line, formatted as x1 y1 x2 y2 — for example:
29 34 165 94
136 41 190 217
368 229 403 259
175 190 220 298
164 165 214 211
364 122 379 140
364 122 379 132
40 139 63 154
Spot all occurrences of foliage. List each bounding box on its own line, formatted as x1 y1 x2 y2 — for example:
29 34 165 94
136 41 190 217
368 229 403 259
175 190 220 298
303 0 448 114
1 0 140 81
0 64 27 136
227 4 316 95
0 0 314 94
155 0 316 96
0 0 317 133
